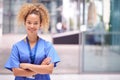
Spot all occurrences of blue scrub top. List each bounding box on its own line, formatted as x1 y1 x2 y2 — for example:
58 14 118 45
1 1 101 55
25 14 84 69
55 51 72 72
5 37 60 80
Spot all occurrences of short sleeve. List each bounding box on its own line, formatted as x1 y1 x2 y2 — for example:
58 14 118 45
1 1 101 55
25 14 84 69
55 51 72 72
45 42 60 67
4 44 20 71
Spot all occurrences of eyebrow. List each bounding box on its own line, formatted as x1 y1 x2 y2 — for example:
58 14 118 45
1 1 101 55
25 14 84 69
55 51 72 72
26 20 39 23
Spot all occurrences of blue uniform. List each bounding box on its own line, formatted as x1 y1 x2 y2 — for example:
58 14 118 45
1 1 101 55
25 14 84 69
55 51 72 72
5 37 60 80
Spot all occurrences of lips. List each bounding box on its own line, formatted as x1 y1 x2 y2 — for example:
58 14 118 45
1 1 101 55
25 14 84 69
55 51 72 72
28 28 36 32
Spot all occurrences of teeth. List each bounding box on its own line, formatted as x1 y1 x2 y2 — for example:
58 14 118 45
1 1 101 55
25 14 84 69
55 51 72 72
30 29 34 31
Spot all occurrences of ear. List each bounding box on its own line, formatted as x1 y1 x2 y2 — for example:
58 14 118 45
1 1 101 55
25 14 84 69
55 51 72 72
39 24 42 30
40 23 43 28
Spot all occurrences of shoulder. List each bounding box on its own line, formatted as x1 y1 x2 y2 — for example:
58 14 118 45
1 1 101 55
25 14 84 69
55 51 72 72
12 39 25 48
39 38 53 48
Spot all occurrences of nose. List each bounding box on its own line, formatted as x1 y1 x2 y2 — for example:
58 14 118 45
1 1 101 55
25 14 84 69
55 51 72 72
30 24 34 28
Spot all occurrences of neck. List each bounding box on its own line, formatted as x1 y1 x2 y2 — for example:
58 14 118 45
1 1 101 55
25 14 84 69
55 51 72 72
27 35 38 43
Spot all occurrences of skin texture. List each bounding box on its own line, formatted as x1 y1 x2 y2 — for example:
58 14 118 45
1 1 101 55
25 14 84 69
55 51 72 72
12 14 54 77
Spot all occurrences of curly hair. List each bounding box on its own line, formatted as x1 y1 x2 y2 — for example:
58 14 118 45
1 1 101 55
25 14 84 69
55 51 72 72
17 3 50 31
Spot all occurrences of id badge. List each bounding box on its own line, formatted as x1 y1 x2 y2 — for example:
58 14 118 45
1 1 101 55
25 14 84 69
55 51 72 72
27 75 35 79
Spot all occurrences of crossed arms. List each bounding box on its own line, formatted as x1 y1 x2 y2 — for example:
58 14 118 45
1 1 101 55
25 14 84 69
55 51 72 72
12 57 54 77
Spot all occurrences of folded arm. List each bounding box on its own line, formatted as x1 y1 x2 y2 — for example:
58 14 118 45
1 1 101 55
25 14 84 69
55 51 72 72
20 57 54 74
20 63 54 74
12 57 53 77
12 68 36 77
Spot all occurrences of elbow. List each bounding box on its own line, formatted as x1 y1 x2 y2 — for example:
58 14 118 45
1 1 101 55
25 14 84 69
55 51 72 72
48 64 54 74
13 73 17 76
48 67 53 74
48 65 54 74
48 68 53 74
13 70 18 76
12 68 20 76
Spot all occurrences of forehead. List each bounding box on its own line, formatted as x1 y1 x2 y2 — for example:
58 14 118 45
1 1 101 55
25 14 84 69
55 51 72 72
26 14 40 22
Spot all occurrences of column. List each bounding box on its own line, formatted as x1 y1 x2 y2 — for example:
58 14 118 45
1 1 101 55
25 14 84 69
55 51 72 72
51 0 57 33
0 0 3 37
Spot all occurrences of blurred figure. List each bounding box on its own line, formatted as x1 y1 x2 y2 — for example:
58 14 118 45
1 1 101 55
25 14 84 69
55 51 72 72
56 22 62 33
87 0 97 27
56 22 67 33
62 22 67 32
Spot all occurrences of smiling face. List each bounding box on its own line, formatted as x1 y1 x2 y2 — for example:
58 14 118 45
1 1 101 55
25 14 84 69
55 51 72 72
25 14 41 36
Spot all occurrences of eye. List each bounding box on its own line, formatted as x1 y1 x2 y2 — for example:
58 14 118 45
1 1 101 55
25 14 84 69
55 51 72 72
27 21 31 24
26 21 31 25
34 22 38 25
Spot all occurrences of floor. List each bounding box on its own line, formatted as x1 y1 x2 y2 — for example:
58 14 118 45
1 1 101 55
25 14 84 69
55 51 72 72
0 74 120 80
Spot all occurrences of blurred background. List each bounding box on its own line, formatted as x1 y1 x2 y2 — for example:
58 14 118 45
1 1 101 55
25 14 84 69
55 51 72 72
0 0 120 80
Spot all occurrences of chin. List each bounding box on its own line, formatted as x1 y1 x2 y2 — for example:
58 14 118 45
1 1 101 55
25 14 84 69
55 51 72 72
29 32 37 35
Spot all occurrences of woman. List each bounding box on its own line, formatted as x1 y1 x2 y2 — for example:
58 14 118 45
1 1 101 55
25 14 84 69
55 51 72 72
5 3 60 80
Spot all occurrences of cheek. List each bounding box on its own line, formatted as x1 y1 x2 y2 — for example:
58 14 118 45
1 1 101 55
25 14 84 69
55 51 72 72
35 26 40 30
25 26 30 32
25 27 29 32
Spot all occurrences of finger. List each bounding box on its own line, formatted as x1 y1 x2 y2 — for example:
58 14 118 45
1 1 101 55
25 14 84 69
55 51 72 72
41 57 51 65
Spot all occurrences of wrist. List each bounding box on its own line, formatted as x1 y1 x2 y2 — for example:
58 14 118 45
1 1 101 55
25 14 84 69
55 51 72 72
20 63 31 69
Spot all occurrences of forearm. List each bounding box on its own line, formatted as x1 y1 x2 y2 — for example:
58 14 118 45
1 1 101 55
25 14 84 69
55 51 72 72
20 57 53 74
12 68 36 77
28 64 54 74
20 63 54 74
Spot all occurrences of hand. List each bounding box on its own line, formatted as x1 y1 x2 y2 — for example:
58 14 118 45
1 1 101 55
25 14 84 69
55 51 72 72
41 57 51 65
20 63 31 70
